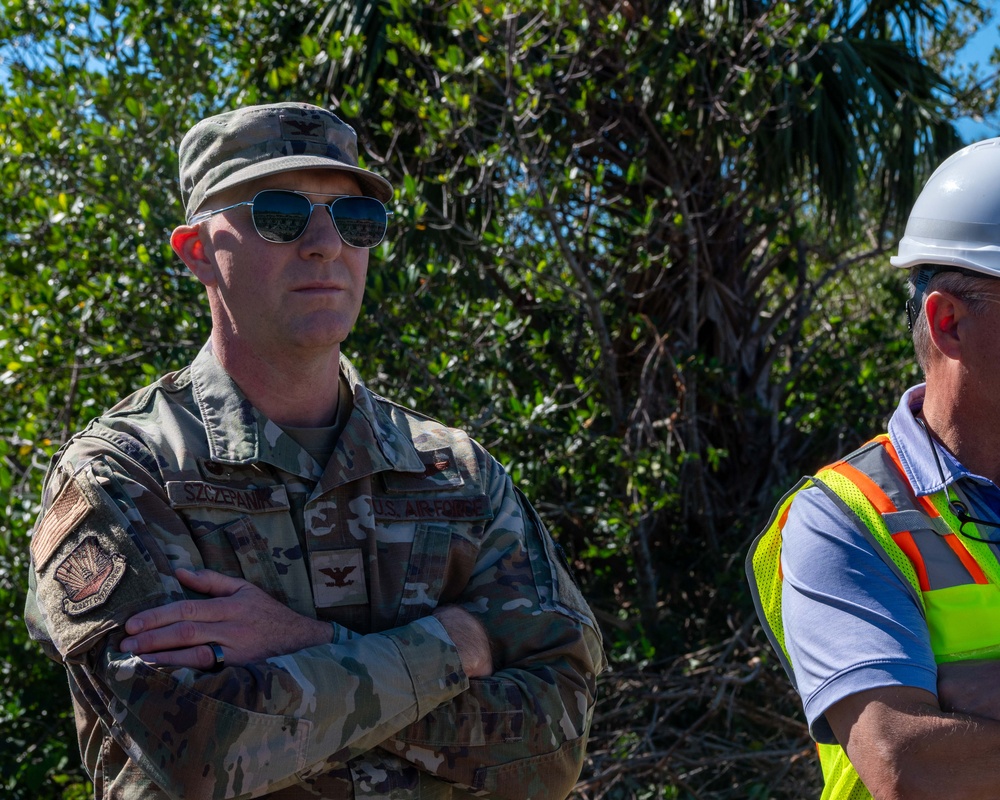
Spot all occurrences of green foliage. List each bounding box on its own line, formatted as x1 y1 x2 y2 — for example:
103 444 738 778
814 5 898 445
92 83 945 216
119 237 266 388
296 0 979 644
1 0 998 795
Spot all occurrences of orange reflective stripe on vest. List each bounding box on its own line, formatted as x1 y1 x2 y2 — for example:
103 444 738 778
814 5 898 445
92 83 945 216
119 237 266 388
877 435 990 585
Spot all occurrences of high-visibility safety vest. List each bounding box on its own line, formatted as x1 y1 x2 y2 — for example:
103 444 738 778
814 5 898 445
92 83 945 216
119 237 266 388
747 433 1000 800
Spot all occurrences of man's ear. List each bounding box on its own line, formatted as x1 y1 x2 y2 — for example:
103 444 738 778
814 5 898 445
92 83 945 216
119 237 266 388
925 290 967 361
170 225 216 287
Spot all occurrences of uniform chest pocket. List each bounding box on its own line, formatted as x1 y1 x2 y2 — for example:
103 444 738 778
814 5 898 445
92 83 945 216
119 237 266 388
188 516 290 605
393 522 466 626
373 478 493 626
168 480 293 604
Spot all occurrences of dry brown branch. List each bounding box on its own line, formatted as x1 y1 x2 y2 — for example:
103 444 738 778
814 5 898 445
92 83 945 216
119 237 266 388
576 620 820 799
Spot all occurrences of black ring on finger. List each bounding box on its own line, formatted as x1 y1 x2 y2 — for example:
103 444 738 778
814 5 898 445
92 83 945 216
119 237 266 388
207 641 225 672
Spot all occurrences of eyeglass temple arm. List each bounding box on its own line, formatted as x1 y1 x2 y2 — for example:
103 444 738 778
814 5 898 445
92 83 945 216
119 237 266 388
187 200 253 225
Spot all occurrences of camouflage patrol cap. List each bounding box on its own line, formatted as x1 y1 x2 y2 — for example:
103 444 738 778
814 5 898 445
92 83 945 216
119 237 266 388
178 102 394 220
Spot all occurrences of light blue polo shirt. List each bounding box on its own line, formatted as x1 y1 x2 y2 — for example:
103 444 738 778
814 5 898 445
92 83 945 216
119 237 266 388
780 384 1000 743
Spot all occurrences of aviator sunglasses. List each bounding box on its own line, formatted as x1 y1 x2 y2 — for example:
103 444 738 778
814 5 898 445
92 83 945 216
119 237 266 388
188 189 392 248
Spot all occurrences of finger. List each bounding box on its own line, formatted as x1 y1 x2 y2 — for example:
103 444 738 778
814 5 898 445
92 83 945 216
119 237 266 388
175 567 247 598
137 643 222 671
122 617 225 655
125 592 228 636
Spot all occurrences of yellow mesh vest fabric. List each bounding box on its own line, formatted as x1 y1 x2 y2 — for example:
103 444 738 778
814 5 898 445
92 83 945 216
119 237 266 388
749 480 809 663
806 469 928 799
817 744 876 800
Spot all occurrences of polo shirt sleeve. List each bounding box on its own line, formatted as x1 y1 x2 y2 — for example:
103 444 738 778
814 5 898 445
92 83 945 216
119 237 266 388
780 485 938 743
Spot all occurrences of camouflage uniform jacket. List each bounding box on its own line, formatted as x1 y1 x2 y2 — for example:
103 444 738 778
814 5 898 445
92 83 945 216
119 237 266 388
24 342 606 800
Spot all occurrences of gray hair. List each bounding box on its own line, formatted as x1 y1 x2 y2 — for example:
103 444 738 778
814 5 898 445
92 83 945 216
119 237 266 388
909 268 1000 372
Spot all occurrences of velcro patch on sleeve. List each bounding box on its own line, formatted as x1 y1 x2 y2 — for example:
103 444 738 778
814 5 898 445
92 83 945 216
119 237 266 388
55 536 128 616
31 466 168 659
31 478 94 571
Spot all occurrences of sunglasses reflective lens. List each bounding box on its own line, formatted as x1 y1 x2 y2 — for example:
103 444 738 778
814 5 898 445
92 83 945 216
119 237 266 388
250 191 388 247
330 196 388 248
252 191 311 242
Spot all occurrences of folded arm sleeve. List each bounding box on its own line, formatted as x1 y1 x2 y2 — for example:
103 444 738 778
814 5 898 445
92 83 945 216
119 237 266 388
25 447 469 800
780 486 937 743
383 465 607 799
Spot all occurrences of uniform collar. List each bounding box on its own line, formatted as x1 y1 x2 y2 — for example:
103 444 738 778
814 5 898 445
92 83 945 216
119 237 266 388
190 341 424 482
888 383 978 496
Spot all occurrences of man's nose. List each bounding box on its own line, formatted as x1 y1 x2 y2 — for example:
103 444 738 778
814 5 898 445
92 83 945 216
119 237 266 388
298 202 344 258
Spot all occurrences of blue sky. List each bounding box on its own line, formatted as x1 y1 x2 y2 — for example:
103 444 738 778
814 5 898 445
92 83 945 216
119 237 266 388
956 1 1000 142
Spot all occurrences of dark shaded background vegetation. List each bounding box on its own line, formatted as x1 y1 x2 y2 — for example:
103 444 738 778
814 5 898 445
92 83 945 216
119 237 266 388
3 0 998 796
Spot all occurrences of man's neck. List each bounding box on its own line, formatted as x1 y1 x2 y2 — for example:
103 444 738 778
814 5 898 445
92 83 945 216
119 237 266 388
211 330 342 428
922 381 1000 487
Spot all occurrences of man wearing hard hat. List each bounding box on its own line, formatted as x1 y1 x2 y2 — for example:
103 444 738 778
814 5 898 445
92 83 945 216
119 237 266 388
748 138 1000 799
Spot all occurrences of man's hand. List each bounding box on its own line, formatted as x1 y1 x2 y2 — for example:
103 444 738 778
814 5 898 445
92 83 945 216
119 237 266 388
432 605 494 678
120 568 331 669
937 659 1000 720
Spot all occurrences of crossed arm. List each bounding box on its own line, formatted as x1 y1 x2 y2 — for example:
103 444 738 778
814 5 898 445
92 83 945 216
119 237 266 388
780 488 1000 800
827 665 1000 800
29 445 601 798
121 567 494 678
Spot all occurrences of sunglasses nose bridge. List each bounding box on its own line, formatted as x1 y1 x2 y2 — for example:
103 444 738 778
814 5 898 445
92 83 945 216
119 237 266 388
294 199 340 244
319 199 339 231
319 198 361 247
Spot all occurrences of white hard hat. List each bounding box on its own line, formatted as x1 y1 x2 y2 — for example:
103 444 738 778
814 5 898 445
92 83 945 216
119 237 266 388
892 137 1000 277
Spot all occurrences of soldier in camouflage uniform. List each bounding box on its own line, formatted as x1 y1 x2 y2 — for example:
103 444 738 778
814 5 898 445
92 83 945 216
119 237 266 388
24 102 606 799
